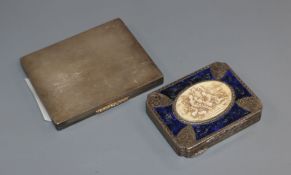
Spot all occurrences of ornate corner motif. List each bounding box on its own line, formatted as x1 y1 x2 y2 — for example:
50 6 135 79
210 62 230 80
175 125 196 148
236 96 262 112
147 93 172 107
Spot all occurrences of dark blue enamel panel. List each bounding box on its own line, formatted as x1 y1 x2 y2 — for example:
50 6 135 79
160 68 214 100
192 103 250 140
221 70 252 100
155 105 186 136
154 104 250 140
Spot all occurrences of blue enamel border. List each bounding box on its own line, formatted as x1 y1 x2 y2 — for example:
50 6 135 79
155 105 186 136
154 67 252 140
155 104 250 139
221 70 252 100
192 103 250 139
160 68 214 100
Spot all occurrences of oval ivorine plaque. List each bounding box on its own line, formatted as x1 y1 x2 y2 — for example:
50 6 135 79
174 80 234 124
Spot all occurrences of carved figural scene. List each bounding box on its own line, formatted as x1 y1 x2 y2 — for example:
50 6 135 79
146 62 262 157
174 80 234 124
